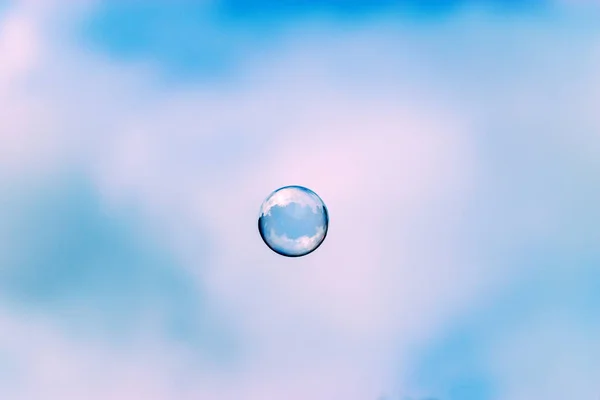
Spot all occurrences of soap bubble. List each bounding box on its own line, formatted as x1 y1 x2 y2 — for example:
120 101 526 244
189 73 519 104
258 186 329 257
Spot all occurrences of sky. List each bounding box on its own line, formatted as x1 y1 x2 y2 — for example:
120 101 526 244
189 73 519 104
1 0 600 399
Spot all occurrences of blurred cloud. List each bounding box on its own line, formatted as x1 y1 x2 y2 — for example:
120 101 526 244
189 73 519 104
1 0 600 399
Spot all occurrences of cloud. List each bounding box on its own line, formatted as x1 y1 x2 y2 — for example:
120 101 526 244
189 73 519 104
2 1 600 399
0 7 38 80
0 5 51 176
0 303 384 400
260 186 324 216
264 225 326 254
0 6 477 396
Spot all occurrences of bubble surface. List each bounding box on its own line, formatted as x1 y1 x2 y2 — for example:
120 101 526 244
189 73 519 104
258 186 329 257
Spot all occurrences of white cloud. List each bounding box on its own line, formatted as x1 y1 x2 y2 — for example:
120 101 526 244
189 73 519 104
265 225 326 254
260 186 324 216
0 305 390 400
0 6 52 176
0 8 39 82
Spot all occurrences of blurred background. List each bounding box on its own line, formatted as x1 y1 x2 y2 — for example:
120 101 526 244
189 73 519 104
1 1 599 399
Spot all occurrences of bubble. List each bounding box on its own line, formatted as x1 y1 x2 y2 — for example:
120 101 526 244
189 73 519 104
258 185 329 257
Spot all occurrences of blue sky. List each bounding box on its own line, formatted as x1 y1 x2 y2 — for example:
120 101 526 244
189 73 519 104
1 0 600 399
78 0 555 79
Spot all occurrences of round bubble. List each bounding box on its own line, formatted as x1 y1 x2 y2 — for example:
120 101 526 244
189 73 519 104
258 186 329 257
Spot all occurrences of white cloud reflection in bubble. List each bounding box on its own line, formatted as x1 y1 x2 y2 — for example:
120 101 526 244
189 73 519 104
258 186 328 257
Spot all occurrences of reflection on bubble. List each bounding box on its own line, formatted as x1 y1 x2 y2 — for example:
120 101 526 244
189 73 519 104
258 185 329 257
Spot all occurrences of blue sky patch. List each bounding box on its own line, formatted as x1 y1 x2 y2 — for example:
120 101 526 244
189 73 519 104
0 177 238 362
78 0 545 79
